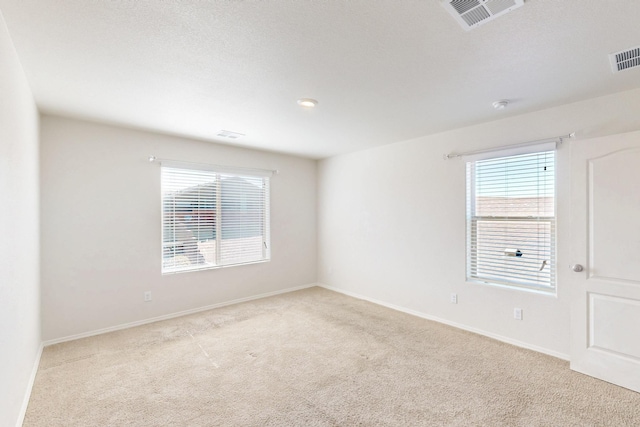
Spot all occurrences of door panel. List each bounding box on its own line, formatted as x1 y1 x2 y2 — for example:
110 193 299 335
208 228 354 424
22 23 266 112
589 293 640 360
570 131 640 393
589 150 640 282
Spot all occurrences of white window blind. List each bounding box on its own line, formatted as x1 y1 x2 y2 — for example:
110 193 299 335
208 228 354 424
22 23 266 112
466 150 555 291
161 166 270 274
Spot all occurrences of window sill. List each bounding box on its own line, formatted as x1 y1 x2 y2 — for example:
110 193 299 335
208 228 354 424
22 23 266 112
466 277 557 296
162 258 270 275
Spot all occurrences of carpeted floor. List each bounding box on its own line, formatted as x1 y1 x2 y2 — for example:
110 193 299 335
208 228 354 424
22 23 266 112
24 287 640 426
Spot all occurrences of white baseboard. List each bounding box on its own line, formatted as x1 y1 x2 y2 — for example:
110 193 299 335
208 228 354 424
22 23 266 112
16 342 43 427
43 283 317 347
318 283 569 361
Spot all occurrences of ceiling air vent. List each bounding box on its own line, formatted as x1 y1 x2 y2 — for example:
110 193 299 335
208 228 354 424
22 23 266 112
441 0 525 31
609 46 640 73
216 130 245 139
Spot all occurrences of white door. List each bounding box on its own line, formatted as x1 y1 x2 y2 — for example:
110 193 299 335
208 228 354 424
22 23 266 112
570 130 640 392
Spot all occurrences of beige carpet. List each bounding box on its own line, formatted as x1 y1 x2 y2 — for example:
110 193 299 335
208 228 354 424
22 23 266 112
24 287 640 426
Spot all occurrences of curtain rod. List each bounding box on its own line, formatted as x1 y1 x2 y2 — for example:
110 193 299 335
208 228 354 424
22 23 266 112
147 156 279 175
443 132 575 160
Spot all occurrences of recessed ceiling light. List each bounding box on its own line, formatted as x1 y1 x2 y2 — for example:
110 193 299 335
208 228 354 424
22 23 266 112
492 100 509 110
297 98 318 108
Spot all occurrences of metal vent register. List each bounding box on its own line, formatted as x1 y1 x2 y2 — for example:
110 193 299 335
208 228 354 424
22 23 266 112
610 46 640 73
441 0 524 31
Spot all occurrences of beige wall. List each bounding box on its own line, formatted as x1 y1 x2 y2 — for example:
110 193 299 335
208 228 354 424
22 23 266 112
0 12 41 427
318 88 640 358
40 116 317 341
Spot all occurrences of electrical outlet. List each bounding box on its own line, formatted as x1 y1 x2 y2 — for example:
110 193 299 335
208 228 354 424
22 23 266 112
450 293 458 304
514 308 523 320
144 291 152 302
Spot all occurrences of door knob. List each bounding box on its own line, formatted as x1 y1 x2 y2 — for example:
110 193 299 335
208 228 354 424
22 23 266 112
572 264 584 272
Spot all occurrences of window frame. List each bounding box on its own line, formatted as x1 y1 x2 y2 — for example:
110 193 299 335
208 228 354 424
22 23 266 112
465 148 557 293
161 163 271 275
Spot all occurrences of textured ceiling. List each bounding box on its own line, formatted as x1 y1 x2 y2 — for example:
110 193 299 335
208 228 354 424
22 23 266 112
1 0 640 158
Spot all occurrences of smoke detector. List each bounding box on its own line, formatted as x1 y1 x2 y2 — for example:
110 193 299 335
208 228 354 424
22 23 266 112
216 130 244 139
441 0 525 31
492 100 509 110
609 46 640 73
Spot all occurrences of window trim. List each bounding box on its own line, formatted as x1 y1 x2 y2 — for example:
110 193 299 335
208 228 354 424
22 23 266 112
465 148 557 293
160 163 272 275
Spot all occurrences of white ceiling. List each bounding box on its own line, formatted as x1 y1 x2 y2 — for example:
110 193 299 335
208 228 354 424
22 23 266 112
1 1 640 159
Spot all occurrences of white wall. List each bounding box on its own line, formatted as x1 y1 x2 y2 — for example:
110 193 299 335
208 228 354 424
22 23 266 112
0 12 41 427
40 116 317 341
318 88 640 358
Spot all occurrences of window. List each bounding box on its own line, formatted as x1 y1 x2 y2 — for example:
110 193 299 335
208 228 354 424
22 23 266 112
161 164 270 274
466 150 555 292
